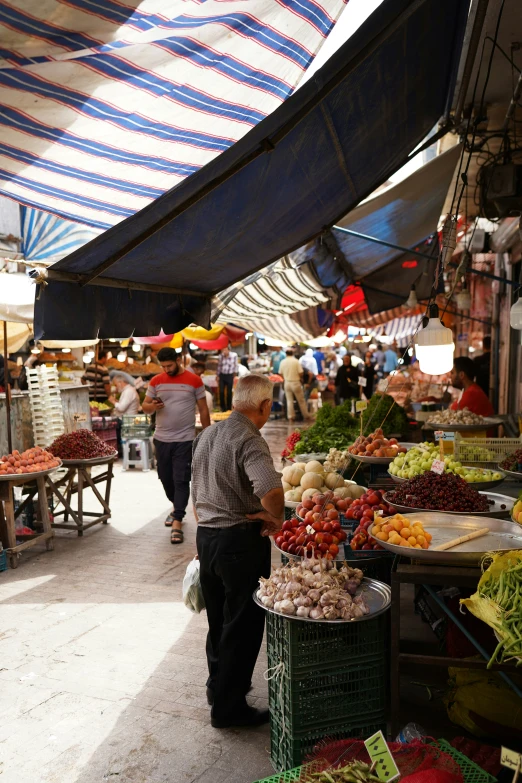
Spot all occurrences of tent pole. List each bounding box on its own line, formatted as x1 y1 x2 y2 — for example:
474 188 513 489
3 321 12 454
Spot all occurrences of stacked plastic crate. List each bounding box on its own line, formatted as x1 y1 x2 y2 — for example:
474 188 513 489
27 366 65 448
266 610 388 771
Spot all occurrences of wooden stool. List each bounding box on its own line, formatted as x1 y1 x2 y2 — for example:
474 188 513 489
0 472 54 568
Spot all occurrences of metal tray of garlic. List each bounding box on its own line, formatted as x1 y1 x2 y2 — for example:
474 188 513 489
254 557 391 623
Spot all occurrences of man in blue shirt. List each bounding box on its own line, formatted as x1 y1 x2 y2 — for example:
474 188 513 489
383 347 399 375
313 349 325 374
270 347 286 374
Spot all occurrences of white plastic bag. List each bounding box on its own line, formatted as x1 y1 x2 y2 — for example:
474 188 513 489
182 557 205 614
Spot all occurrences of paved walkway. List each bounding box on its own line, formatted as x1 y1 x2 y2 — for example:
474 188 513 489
0 421 292 783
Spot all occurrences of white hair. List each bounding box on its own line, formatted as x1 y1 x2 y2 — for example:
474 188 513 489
233 374 273 411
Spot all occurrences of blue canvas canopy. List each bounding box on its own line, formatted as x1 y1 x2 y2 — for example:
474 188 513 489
35 0 469 339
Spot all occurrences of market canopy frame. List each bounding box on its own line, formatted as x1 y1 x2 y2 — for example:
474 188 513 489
35 0 469 339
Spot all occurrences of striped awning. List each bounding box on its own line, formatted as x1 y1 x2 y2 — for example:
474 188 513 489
369 314 424 342
236 306 332 343
21 206 101 264
212 255 342 324
0 0 346 229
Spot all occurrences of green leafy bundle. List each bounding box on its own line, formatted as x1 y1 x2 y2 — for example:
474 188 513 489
361 392 408 436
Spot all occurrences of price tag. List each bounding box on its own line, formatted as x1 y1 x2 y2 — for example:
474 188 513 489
358 376 367 387
306 525 315 534
431 459 445 474
434 430 455 441
374 509 384 517
73 413 87 422
364 730 400 782
501 747 522 771
356 400 368 412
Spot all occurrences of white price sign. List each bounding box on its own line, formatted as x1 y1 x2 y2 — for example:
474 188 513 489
358 376 367 387
431 459 445 475
434 430 455 441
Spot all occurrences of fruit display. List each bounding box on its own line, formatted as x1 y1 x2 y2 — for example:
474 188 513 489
257 558 369 619
210 411 232 421
512 495 522 523
386 472 491 512
323 447 352 472
370 513 432 549
0 447 61 476
426 408 486 425
48 429 117 460
301 761 381 783
348 428 407 459
282 460 366 503
276 492 348 559
281 430 301 459
344 488 395 524
500 449 522 473
389 442 503 483
456 442 496 462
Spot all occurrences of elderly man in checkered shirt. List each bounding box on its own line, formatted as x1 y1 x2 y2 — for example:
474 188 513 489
192 374 284 729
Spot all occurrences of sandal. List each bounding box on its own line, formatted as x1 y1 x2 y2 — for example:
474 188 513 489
171 528 184 544
164 512 175 527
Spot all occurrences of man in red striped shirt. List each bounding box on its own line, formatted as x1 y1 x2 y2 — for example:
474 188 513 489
143 348 210 543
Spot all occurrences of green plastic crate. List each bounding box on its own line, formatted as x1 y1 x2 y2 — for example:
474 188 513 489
436 740 496 783
269 713 386 772
268 658 387 732
266 607 387 675
252 761 323 783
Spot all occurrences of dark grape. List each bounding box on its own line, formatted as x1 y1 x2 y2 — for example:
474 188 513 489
387 472 489 512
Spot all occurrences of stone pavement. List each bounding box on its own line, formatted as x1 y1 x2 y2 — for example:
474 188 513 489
0 421 293 783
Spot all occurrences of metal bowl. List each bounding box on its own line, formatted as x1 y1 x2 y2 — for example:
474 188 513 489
275 541 346 562
60 452 117 466
424 418 502 431
498 465 522 480
284 501 299 509
293 453 328 463
350 454 395 465
370 512 522 564
387 468 506 492
253 577 391 623
383 491 514 519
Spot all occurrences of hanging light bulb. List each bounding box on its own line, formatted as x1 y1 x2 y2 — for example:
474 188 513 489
117 351 127 363
132 343 141 352
82 353 91 364
415 304 454 375
510 297 522 330
405 285 418 309
61 347 72 353
456 286 471 311
31 346 41 355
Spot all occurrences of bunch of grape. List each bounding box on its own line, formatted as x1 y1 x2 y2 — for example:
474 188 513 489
500 449 522 472
387 472 491 512
281 430 301 459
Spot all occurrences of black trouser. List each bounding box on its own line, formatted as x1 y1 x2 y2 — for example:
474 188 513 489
154 439 193 521
196 523 271 720
219 373 234 411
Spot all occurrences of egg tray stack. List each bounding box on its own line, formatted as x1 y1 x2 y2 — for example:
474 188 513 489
266 608 388 771
26 366 65 448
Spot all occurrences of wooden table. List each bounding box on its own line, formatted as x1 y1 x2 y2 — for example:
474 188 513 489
390 558 522 737
45 456 116 536
0 470 55 568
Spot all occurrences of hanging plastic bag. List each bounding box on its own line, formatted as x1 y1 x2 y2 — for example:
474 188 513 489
182 557 205 614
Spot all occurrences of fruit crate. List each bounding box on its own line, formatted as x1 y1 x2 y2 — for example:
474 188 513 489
435 740 497 783
0 550 7 572
121 414 152 438
454 435 522 468
266 608 387 677
269 713 386 772
268 658 387 733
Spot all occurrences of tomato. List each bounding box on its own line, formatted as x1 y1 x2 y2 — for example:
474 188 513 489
331 521 341 532
306 541 315 551
296 534 306 546
287 543 297 555
322 532 333 545
327 510 339 520
322 521 333 533
275 535 284 547
367 493 379 506
312 504 322 514
288 535 296 545
337 530 347 542
296 526 306 537
295 546 305 556
353 510 363 521
314 532 324 544
329 544 339 556
312 521 323 532
319 542 329 553
282 520 294 531
280 541 289 551
291 517 299 528
362 543 373 550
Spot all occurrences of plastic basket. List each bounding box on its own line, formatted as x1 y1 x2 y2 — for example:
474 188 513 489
0 550 7 572
435 740 496 783
265 608 387 677
270 713 386 772
268 659 387 733
252 761 324 783
454 435 522 467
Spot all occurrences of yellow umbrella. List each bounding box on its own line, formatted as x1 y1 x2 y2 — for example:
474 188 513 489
181 324 225 341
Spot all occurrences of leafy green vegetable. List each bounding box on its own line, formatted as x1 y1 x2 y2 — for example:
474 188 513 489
292 394 408 454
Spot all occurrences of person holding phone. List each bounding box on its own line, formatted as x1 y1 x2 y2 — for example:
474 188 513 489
142 348 210 543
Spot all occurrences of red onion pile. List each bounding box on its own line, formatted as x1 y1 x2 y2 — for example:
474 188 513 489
49 430 116 461
387 472 491 512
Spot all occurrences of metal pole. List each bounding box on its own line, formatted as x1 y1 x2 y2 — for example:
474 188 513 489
94 342 99 403
3 321 12 454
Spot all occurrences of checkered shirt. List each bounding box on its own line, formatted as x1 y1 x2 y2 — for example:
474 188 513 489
192 411 282 528
216 351 238 375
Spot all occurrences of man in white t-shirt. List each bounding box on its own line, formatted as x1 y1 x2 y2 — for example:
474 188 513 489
278 349 309 421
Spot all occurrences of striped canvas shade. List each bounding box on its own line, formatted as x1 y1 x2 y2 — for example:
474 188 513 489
368 314 424 342
0 0 346 229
